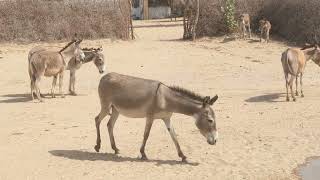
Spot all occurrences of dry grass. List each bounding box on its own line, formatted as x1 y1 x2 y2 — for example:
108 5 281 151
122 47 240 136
0 0 131 42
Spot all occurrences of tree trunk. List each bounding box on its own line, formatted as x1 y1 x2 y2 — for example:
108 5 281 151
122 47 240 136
192 0 200 41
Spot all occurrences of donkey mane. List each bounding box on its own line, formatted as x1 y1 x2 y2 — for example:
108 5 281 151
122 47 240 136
59 40 76 53
82 47 102 52
169 86 205 102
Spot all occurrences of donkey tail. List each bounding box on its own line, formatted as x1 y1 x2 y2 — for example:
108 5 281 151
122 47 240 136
281 50 295 75
28 60 37 82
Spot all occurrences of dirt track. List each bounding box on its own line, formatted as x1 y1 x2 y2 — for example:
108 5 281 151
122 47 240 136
0 19 320 180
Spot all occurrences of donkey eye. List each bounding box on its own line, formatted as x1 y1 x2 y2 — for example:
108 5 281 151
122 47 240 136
208 120 213 123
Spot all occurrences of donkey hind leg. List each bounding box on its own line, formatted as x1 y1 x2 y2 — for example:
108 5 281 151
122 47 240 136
94 106 110 152
30 80 35 100
300 73 304 97
295 75 299 96
162 117 187 162
34 78 43 102
107 106 120 154
58 72 65 98
140 116 154 160
51 75 58 98
285 73 290 101
289 75 296 101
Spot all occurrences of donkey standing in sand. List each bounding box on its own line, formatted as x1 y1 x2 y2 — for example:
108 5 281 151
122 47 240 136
259 19 271 43
238 13 252 39
67 47 105 95
281 44 320 101
94 72 219 162
28 39 85 102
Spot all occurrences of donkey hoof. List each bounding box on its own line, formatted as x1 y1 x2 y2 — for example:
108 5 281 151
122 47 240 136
286 97 290 102
114 149 120 155
301 94 304 98
70 92 77 96
140 155 148 161
94 145 100 152
293 98 296 102
181 156 187 163
296 92 299 96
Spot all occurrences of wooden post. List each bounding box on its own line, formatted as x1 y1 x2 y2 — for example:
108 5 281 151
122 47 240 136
143 0 149 19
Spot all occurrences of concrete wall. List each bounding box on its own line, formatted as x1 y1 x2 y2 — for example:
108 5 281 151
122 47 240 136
132 6 171 19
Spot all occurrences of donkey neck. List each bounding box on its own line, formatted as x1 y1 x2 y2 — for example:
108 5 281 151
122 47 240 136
59 51 74 62
303 48 316 61
162 87 202 116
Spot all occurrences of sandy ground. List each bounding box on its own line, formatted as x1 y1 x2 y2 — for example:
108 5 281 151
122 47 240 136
0 19 320 180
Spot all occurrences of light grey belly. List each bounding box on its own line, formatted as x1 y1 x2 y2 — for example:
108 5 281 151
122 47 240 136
113 105 149 118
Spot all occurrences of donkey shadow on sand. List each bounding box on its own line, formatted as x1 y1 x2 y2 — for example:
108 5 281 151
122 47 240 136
0 93 32 103
0 93 86 104
49 150 199 166
245 93 286 103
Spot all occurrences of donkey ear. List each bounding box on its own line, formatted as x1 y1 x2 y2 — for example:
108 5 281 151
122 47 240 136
209 95 218 105
203 96 211 106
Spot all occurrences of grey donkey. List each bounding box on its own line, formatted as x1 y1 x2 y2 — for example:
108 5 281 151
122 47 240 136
67 47 106 95
281 44 320 101
94 72 219 162
28 39 85 102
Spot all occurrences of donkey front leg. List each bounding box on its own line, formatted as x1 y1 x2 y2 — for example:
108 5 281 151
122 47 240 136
51 75 58 98
140 117 154 160
266 29 270 43
295 75 299 96
107 106 120 154
69 70 77 96
58 72 65 98
248 24 252 39
94 108 109 152
162 118 187 162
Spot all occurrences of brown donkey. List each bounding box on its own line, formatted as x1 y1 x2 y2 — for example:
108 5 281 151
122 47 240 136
239 13 252 39
95 72 219 162
259 19 271 43
28 39 85 102
281 44 320 101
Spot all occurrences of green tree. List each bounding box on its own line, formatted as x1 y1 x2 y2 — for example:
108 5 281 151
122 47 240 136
225 0 237 33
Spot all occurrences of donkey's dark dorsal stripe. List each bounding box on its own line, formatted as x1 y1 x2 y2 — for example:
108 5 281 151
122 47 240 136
169 86 205 102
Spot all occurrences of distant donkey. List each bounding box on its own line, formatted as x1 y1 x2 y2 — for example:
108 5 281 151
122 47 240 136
259 18 271 43
67 47 106 95
28 39 85 102
238 13 251 39
281 44 320 101
94 72 219 162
